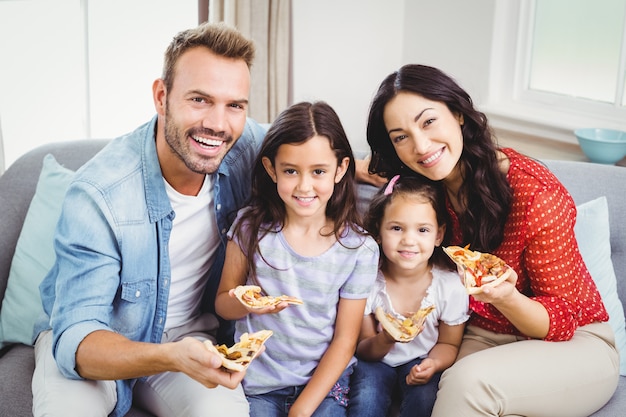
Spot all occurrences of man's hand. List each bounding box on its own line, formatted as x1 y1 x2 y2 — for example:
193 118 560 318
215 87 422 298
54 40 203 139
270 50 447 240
355 158 387 187
75 330 245 389
173 337 245 389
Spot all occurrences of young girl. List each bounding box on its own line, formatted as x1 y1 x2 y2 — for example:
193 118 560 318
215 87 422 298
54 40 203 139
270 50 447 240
348 175 469 417
215 101 379 417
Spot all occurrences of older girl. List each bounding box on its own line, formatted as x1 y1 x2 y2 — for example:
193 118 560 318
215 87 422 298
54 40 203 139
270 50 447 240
216 101 379 417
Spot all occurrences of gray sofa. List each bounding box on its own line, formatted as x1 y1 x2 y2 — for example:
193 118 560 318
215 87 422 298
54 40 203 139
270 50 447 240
0 139 624 416
0 140 153 417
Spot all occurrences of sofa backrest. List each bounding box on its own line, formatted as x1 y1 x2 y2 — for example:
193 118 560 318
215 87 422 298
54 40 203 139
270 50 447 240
543 160 626 312
0 140 108 303
2 142 625 324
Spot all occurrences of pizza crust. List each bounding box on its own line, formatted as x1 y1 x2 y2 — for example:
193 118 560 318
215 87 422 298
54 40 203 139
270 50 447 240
375 305 436 343
204 329 273 372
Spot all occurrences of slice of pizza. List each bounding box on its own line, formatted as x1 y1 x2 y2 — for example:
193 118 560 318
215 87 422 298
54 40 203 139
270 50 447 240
375 305 436 343
443 245 512 294
204 329 273 372
234 285 303 309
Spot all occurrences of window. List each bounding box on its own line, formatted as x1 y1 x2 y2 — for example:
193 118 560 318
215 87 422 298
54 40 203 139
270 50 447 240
484 0 626 143
0 0 197 169
528 0 625 106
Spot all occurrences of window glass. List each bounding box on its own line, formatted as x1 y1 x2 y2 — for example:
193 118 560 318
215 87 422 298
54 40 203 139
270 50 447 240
529 0 626 104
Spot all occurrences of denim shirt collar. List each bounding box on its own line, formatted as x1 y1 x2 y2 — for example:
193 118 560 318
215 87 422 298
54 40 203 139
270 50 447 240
140 116 174 223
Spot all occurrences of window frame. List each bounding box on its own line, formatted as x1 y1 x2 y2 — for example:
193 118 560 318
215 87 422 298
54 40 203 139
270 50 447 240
482 0 626 144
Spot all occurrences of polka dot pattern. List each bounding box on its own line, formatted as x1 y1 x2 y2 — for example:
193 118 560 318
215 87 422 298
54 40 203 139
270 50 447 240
448 148 608 341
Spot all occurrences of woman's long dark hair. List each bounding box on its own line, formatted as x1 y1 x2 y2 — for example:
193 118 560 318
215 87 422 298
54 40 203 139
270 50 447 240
231 101 364 279
366 64 512 252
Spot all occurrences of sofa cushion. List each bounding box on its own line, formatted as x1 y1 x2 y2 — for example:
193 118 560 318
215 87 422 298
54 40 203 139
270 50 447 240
575 196 626 375
0 154 74 348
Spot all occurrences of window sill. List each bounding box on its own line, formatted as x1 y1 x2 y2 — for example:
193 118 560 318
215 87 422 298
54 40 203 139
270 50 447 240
480 101 626 166
480 101 626 145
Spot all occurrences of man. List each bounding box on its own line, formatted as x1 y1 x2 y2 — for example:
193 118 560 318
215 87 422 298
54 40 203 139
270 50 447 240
32 22 265 417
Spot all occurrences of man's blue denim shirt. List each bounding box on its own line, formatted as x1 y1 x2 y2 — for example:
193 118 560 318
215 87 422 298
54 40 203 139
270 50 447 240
36 116 266 417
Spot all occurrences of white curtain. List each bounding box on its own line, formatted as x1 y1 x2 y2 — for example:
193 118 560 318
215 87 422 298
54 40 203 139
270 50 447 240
207 0 291 123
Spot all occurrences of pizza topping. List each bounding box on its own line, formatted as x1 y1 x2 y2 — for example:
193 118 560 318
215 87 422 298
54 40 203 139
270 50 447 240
204 330 273 372
234 285 303 309
375 305 436 343
443 245 511 294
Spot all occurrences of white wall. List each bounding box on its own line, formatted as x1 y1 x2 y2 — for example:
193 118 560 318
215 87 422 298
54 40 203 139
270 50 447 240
0 0 86 167
0 0 499 167
401 0 496 104
291 0 405 153
291 0 497 152
86 0 198 138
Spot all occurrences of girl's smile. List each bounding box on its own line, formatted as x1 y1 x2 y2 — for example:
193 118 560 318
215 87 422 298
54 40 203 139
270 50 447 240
262 134 349 222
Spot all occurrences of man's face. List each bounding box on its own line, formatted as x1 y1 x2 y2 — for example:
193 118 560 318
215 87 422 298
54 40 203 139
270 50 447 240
159 47 251 175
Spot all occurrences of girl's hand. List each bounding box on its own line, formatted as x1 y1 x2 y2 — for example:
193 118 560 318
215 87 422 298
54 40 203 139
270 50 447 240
406 358 436 385
227 289 290 315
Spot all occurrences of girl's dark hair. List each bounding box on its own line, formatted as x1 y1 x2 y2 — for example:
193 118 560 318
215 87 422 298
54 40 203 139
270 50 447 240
366 64 512 252
231 101 363 279
364 175 454 271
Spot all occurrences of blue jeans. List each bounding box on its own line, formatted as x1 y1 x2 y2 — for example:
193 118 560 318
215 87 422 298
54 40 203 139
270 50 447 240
247 366 352 417
348 358 441 417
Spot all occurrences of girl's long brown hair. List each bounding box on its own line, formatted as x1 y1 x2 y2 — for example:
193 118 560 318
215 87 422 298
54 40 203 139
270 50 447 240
231 101 365 279
366 64 512 252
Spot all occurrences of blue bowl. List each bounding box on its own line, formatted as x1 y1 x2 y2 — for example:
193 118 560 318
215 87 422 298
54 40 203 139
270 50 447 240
574 128 626 165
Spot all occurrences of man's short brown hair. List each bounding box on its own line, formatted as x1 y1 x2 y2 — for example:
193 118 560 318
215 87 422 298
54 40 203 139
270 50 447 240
162 21 255 91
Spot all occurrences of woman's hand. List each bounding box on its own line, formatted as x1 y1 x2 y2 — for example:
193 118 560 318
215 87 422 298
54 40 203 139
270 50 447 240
473 268 550 338
172 337 246 389
471 267 518 304
355 157 387 187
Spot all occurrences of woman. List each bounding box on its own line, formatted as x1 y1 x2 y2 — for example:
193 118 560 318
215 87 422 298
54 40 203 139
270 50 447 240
365 64 619 416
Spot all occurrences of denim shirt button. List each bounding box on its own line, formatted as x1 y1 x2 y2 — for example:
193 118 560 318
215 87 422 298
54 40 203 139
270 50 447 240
221 228 227 234
216 204 221 211
135 290 141 298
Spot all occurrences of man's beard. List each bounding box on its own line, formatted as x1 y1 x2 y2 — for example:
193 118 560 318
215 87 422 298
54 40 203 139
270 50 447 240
163 108 233 175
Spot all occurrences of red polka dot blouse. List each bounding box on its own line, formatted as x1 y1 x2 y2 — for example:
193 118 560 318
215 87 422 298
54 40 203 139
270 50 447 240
448 148 608 341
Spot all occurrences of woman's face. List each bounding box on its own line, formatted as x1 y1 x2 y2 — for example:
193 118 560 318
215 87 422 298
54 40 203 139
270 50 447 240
383 92 464 182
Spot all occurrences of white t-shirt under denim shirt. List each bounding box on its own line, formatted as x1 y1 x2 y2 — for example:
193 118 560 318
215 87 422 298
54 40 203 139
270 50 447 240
164 175 219 330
